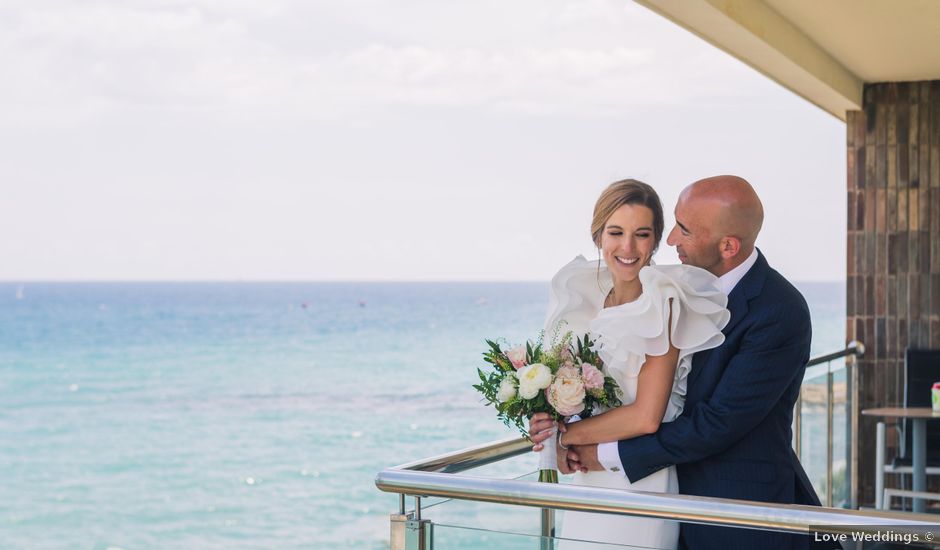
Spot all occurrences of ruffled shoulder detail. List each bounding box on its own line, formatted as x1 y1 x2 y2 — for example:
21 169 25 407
543 256 611 338
589 264 730 386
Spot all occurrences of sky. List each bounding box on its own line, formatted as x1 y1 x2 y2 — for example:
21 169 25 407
0 0 847 282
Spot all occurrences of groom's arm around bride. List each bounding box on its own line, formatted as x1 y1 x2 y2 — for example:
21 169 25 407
611 248 819 550
547 176 824 550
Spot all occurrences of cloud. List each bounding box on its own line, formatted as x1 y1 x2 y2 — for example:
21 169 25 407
0 0 772 127
0 0 844 281
298 45 659 116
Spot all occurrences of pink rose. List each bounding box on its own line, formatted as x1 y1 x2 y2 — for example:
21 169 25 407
580 363 605 390
507 345 527 370
547 367 585 417
556 366 580 379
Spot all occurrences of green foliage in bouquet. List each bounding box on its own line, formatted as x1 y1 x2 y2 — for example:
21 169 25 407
473 332 621 437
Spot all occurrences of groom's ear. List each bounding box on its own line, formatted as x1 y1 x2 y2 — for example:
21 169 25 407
719 236 742 259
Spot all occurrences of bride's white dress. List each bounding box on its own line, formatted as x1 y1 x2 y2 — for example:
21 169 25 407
544 256 729 550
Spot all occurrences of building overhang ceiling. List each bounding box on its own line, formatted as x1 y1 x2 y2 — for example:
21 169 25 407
635 0 940 121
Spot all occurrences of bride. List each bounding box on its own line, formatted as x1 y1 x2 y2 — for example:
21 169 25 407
530 179 729 550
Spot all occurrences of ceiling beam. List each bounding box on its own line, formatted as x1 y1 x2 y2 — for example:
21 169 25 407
635 0 863 121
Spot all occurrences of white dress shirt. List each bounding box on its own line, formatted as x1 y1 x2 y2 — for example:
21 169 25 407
595 248 759 474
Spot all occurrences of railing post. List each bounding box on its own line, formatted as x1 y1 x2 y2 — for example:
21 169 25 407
540 507 555 549
876 422 886 510
794 391 802 458
404 496 432 550
390 510 413 550
404 518 432 550
849 351 860 509
826 366 834 507
846 340 864 510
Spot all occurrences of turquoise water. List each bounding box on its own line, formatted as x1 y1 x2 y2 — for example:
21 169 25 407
0 281 843 549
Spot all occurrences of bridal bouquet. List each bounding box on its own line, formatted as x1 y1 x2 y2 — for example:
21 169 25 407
473 332 621 479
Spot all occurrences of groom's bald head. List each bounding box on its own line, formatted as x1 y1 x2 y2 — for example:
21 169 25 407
668 175 763 276
683 175 763 249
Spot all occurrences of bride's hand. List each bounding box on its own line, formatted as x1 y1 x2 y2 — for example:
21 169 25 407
528 413 566 451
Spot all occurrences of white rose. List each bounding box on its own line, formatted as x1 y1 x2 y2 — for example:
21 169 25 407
517 363 552 399
496 374 517 403
547 371 586 416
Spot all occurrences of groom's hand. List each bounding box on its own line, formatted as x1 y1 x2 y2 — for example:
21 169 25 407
568 444 603 472
557 437 577 474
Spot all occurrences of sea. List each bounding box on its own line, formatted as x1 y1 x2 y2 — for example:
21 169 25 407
0 281 844 549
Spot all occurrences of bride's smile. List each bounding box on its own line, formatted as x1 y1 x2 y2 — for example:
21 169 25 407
601 203 656 302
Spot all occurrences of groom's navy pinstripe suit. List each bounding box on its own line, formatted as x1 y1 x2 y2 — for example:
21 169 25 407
617 250 822 550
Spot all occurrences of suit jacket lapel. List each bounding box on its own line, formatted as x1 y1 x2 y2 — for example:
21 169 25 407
721 285 750 335
720 249 768 335
687 250 769 389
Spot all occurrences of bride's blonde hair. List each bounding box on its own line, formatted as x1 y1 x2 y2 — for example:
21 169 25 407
590 179 664 253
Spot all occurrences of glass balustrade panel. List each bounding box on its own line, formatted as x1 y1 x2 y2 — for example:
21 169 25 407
800 371 829 503
831 366 850 508
797 358 852 509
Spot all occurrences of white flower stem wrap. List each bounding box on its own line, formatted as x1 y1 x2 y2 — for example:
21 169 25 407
537 424 558 471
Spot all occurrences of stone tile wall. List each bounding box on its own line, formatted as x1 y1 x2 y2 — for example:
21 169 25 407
847 80 940 505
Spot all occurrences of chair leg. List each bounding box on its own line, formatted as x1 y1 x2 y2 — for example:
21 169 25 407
876 421 885 510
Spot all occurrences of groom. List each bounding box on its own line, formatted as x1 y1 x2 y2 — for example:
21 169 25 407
532 175 822 549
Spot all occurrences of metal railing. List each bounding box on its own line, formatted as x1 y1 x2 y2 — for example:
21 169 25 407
378 342 889 549
794 341 865 508
376 434 939 549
